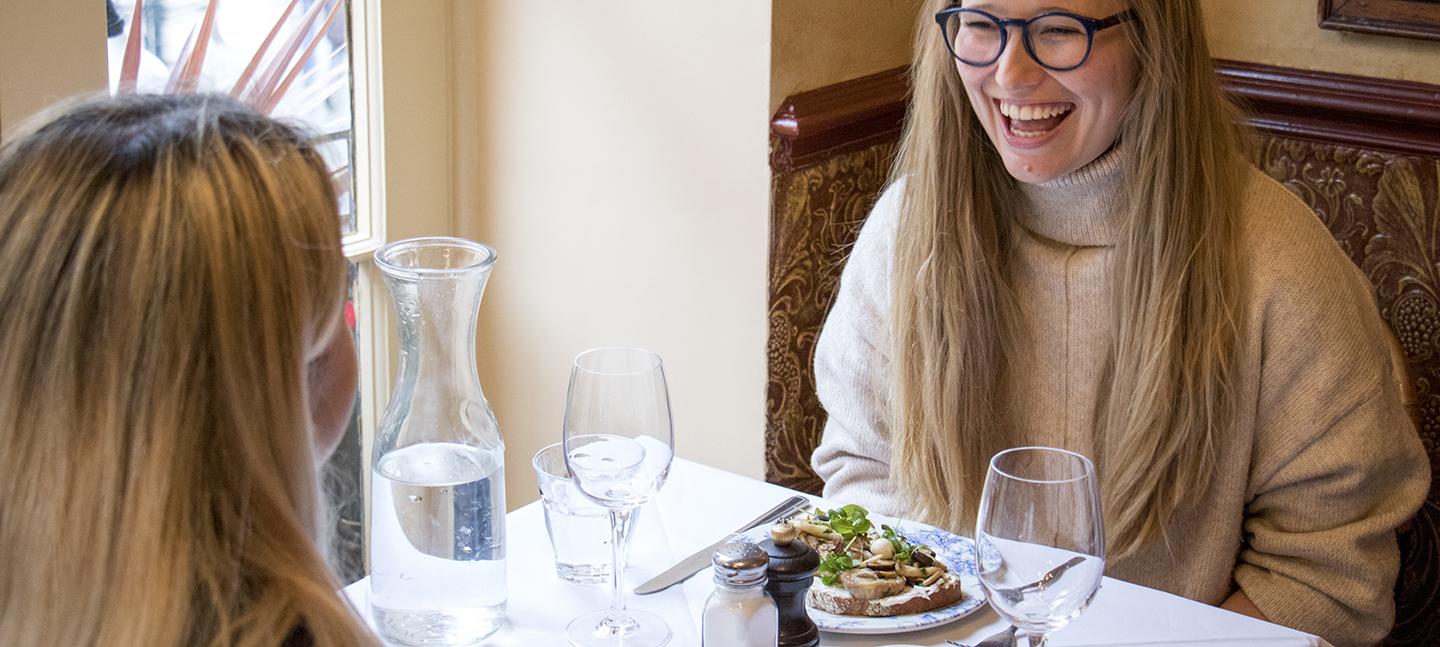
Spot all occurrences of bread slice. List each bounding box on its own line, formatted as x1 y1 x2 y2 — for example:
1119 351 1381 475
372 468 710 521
807 571 966 617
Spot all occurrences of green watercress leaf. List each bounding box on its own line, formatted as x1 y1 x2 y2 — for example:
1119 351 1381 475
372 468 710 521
822 504 874 541
817 552 855 587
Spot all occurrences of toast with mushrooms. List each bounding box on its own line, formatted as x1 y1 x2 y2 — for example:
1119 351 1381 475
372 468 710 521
789 505 966 617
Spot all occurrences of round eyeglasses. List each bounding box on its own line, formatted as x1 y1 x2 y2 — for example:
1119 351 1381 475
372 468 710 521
935 7 1136 72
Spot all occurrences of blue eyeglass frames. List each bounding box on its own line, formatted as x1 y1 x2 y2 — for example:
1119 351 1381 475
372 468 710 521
934 7 1137 72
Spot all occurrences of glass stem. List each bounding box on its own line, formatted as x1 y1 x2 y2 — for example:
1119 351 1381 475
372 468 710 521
1025 631 1048 647
605 507 637 628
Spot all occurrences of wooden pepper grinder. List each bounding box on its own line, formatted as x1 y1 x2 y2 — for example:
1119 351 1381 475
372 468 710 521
760 522 820 647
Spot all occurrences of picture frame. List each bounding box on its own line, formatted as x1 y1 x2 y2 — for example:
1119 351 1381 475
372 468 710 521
1319 0 1440 41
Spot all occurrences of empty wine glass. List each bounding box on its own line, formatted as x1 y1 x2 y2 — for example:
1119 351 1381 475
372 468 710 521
562 347 675 647
975 447 1105 647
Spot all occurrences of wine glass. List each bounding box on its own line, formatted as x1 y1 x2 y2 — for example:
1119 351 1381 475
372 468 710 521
562 347 675 647
975 447 1105 647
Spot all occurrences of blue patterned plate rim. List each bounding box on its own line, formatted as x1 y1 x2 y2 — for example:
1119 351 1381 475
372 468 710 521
744 512 987 635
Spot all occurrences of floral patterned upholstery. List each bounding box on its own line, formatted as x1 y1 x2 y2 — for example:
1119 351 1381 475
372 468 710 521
766 141 895 496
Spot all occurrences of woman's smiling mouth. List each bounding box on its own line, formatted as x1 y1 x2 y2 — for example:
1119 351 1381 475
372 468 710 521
996 100 1076 146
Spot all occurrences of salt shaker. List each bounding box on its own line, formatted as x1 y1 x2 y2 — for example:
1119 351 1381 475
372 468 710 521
760 522 820 647
702 540 779 647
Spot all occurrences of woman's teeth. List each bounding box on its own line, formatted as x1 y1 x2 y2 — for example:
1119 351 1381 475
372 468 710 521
999 102 1073 120
998 101 1074 138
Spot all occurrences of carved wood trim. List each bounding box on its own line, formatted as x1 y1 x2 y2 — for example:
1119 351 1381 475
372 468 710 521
770 67 908 174
1319 0 1440 41
1219 59 1440 158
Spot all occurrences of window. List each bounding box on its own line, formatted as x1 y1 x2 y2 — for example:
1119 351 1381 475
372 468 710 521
107 0 357 232
104 0 389 582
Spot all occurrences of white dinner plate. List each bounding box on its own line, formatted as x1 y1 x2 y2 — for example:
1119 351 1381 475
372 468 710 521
745 512 987 635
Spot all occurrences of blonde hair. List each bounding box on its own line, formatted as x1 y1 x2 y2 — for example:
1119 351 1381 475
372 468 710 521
0 94 376 646
890 0 1246 558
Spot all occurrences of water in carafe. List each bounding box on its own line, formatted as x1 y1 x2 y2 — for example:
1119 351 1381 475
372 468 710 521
371 443 506 642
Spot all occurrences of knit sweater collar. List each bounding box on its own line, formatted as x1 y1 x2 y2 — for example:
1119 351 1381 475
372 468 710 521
1013 143 1127 247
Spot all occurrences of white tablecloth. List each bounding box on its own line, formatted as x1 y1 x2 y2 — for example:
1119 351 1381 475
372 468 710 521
344 458 1331 647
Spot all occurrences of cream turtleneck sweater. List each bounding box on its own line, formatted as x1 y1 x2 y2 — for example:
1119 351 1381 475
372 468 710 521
810 147 1430 647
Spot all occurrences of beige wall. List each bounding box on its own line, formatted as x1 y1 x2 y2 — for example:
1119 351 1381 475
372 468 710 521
452 2 773 509
377 1 457 242
1204 0 1440 85
770 0 916 114
0 0 107 136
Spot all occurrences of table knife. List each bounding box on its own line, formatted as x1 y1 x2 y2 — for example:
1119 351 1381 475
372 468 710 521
633 494 809 595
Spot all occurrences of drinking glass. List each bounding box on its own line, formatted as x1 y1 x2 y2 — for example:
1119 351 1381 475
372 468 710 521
975 447 1105 647
533 442 639 584
562 347 675 647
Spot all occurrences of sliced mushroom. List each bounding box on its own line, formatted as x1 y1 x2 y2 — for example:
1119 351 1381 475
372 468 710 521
912 548 937 567
921 570 944 587
794 521 842 542
860 556 896 571
896 562 925 579
898 566 940 583
839 568 909 600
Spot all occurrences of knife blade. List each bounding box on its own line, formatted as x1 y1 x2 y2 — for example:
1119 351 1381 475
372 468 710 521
633 494 809 595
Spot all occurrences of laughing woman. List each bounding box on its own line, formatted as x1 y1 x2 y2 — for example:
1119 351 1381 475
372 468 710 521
810 1 1430 645
0 95 375 646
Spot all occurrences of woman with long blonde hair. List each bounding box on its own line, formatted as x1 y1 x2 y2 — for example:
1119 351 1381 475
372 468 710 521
0 94 376 646
811 1 1429 644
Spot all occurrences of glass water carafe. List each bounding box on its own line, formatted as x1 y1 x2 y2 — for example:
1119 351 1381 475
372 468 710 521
369 237 506 645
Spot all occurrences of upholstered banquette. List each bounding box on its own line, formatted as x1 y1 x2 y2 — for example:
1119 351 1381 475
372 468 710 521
765 62 1440 645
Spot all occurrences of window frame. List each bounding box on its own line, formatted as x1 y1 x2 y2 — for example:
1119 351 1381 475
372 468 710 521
344 0 392 516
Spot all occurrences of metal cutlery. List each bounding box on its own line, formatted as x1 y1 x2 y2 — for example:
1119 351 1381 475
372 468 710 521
632 494 809 595
947 556 1089 646
948 624 1017 647
990 555 1087 604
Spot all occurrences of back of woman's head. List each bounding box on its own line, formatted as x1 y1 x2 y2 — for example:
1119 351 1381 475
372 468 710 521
0 94 373 646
